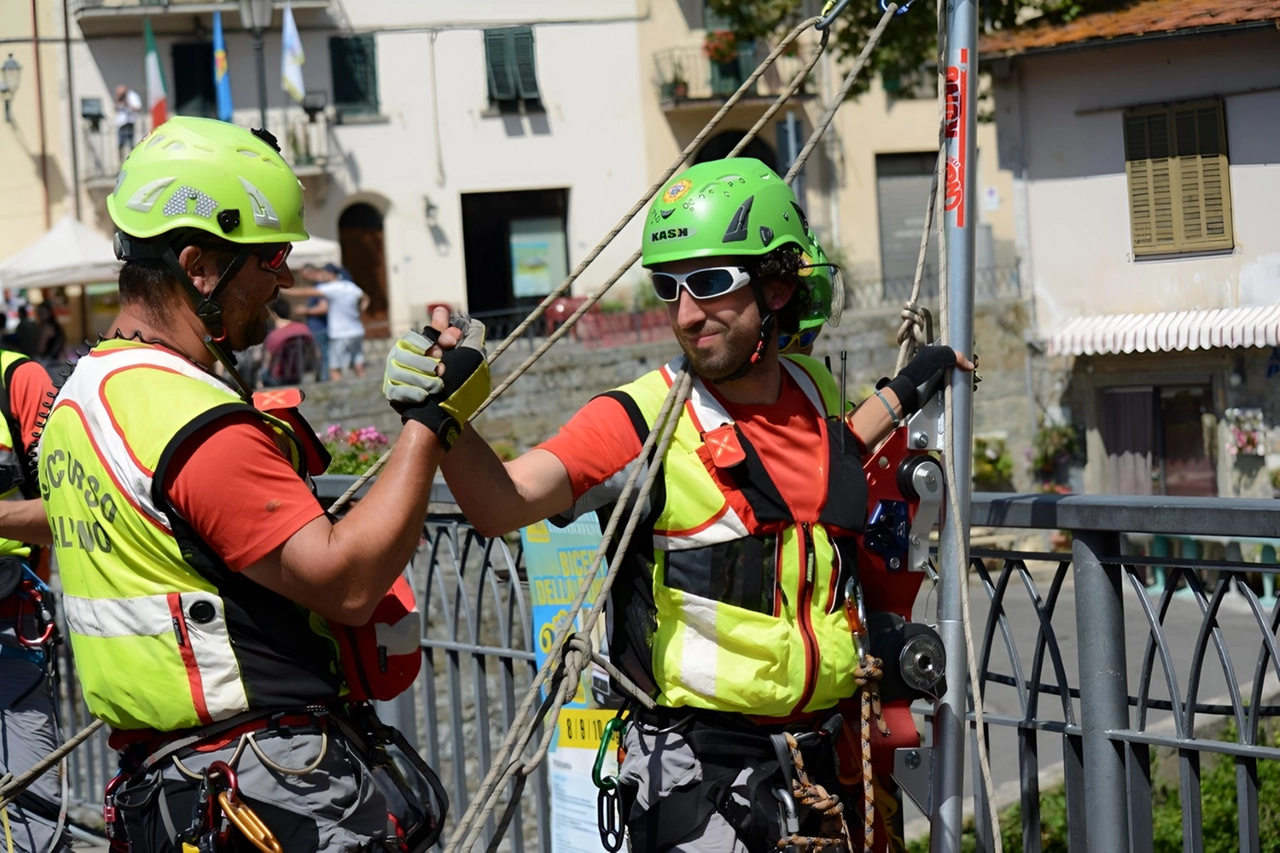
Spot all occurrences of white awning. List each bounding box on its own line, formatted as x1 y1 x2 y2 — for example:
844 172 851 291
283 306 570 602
0 215 119 290
1048 305 1280 356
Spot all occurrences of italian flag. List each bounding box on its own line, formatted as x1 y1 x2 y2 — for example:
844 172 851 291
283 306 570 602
144 19 167 128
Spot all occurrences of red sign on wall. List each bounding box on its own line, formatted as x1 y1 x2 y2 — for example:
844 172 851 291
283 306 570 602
944 48 969 228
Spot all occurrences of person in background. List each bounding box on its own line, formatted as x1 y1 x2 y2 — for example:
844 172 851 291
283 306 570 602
13 306 40 359
115 84 142 159
262 297 318 387
298 264 369 382
0 350 67 852
299 264 330 382
34 304 65 370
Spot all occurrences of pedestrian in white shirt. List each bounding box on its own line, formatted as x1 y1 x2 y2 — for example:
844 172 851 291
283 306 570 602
301 264 369 381
115 84 142 159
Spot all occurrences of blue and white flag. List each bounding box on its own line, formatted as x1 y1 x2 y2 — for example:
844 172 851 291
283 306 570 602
212 11 233 121
281 3 306 103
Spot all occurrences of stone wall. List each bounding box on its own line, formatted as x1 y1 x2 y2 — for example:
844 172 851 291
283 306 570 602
297 299 1038 486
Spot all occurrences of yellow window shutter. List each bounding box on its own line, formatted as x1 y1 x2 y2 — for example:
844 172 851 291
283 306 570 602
1125 112 1177 255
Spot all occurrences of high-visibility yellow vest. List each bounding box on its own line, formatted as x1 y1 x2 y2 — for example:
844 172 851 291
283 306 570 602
41 339 340 731
606 354 869 718
0 349 40 558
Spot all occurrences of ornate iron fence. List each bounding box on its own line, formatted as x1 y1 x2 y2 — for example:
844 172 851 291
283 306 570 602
52 483 1280 851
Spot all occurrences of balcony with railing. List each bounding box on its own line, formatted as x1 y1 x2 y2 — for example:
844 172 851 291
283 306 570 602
71 0 333 37
80 105 332 191
653 42 818 111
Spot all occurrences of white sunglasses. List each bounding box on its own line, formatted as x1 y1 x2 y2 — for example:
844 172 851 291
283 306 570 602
649 266 752 303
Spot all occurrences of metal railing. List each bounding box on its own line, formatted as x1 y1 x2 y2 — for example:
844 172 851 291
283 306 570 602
653 44 818 104
52 485 1280 851
81 106 330 185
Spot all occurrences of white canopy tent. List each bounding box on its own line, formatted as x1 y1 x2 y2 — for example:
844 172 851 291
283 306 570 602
288 235 343 269
0 216 119 290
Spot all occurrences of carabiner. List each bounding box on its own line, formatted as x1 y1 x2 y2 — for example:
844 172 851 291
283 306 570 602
816 0 854 30
591 715 625 790
216 790 283 853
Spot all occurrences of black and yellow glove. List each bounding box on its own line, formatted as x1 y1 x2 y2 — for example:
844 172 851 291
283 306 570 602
385 318 490 449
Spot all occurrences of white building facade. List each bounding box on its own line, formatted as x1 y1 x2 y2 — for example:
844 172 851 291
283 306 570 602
988 6 1280 498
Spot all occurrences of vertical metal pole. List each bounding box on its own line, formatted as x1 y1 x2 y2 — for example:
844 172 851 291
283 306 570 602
1073 530 1130 851
931 2 978 851
253 28 268 129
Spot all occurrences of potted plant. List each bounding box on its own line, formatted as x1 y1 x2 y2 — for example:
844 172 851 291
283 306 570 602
703 29 739 65
1031 422 1082 487
662 59 689 101
972 435 1015 492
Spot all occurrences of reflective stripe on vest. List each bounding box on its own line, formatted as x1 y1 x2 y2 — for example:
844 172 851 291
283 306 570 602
43 339 314 731
615 354 861 718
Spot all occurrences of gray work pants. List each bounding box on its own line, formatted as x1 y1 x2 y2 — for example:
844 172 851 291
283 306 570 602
114 720 391 852
0 657 70 853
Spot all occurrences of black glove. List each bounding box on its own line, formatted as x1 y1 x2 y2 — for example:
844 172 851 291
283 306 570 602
393 318 490 450
879 345 960 417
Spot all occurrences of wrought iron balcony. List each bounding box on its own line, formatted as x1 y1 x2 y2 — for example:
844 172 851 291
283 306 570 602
653 44 817 110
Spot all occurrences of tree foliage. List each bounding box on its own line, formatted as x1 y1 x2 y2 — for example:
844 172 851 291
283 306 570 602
702 0 1137 97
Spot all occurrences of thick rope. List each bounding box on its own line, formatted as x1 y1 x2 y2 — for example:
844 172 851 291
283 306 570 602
447 367 692 852
778 732 853 853
0 719 103 809
853 656 888 852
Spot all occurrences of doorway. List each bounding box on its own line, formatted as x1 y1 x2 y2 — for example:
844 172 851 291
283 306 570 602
1099 384 1217 496
338 203 389 339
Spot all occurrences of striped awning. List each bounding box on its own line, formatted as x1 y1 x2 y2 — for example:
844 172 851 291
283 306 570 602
1048 305 1280 356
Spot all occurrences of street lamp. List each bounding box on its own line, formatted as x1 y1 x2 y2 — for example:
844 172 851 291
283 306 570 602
238 0 272 129
0 54 21 124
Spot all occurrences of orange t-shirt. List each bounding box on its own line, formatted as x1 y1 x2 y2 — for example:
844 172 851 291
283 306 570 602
539 370 828 522
162 413 326 571
7 359 56 453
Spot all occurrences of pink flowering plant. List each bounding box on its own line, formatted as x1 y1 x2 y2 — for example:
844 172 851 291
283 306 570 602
321 424 389 475
1225 408 1266 458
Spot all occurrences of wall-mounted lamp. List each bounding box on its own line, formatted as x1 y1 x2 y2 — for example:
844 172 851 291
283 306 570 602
0 54 22 124
424 196 439 225
302 90 327 123
81 97 104 133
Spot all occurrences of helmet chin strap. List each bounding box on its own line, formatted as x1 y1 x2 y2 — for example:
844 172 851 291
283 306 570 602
708 284 776 385
158 243 257 401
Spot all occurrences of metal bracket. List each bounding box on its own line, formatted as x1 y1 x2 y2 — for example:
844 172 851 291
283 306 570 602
893 747 934 816
906 458 943 574
816 0 854 29
904 391 945 453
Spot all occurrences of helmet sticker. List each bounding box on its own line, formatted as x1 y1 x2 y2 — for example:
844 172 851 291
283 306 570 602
126 177 177 213
660 208 674 219
113 170 127 196
239 177 281 230
663 179 693 204
162 185 219 219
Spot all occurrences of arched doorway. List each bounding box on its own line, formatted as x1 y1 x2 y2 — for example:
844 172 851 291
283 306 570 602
338 202 389 338
693 131 776 167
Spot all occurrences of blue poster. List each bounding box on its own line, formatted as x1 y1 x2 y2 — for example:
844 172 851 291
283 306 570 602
522 516 624 852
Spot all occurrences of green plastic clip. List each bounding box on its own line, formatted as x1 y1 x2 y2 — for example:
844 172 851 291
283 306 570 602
592 716 625 790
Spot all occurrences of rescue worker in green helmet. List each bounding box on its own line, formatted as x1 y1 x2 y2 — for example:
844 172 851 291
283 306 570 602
413 158 973 850
40 117 489 851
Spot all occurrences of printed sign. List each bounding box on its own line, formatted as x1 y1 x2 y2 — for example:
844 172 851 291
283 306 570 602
944 48 969 228
523 516 623 852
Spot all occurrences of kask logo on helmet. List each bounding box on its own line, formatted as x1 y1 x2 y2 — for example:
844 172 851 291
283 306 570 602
650 227 696 242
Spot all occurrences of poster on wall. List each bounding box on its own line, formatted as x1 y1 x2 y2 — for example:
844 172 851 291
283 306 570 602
522 515 624 853
510 217 569 298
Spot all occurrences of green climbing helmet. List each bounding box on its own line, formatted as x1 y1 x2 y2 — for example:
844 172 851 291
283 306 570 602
107 116 308 245
642 157 811 267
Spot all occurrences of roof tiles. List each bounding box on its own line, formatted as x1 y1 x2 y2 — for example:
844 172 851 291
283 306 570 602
980 0 1280 57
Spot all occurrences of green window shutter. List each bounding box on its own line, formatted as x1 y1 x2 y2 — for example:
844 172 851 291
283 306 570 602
330 35 378 115
511 28 540 101
485 29 517 102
